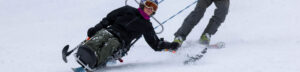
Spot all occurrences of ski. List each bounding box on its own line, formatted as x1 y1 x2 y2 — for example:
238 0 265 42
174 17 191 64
183 42 225 64
72 67 86 72
207 42 225 49
184 48 207 64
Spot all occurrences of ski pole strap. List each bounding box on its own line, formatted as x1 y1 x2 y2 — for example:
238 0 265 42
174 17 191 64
152 16 164 34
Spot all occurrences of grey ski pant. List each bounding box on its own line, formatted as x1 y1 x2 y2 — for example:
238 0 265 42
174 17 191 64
84 29 121 66
174 0 230 40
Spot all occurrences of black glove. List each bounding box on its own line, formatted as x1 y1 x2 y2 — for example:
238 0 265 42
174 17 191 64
159 41 180 51
169 42 180 51
88 19 109 37
87 27 97 38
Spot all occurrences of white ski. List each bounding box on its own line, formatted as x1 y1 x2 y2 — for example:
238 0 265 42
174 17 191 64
184 42 225 64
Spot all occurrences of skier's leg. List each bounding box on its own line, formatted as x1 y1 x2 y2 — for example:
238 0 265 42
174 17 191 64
96 37 120 66
85 29 114 51
174 0 213 41
75 29 120 70
202 0 229 35
75 29 111 70
200 0 229 45
85 29 121 66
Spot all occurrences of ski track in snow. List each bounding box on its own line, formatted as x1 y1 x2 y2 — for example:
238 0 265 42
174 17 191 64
0 0 300 72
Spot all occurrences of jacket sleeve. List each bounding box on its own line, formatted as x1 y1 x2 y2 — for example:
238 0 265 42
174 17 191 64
143 29 165 51
92 6 129 31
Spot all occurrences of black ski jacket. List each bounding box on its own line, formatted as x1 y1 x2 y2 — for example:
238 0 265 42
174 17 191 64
89 6 166 51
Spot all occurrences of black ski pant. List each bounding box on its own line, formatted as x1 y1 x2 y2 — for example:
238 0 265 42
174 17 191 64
174 0 230 40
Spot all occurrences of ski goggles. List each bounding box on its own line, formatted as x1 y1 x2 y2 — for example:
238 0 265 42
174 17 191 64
144 0 158 12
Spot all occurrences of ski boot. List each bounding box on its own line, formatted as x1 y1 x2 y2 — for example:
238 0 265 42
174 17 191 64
199 33 211 46
173 36 184 46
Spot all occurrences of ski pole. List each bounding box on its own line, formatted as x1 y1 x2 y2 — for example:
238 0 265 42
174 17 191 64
62 37 90 63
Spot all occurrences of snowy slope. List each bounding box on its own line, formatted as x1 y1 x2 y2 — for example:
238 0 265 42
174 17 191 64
0 0 300 72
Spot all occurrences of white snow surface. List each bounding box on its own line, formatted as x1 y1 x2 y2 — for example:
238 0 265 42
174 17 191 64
1 0 300 72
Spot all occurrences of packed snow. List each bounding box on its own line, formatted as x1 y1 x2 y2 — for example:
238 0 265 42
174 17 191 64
0 0 299 72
